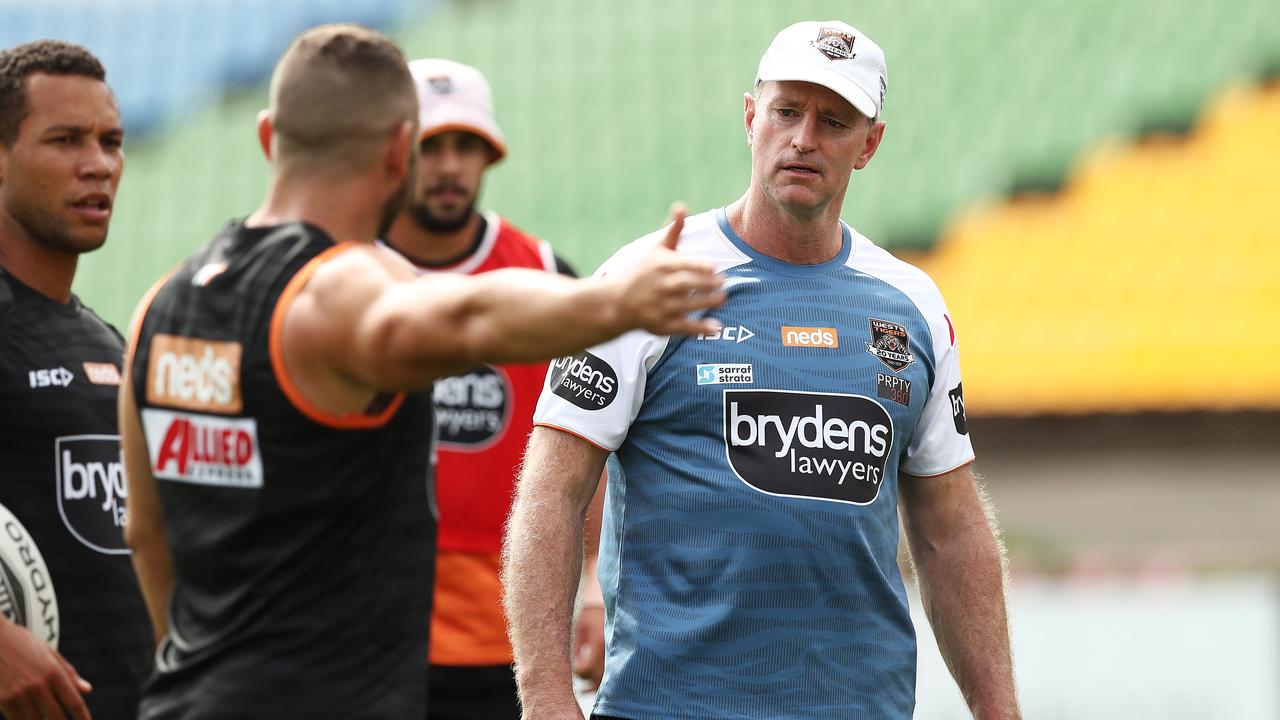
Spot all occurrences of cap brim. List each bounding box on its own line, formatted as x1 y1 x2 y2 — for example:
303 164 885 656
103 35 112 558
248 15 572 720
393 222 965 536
417 113 508 163
757 62 878 119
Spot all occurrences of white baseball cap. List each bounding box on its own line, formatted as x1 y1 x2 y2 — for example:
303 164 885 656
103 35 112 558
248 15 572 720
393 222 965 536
755 20 888 120
408 58 507 162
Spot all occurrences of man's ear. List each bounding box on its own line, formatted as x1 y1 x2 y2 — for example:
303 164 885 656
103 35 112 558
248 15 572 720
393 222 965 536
256 110 274 161
386 120 414 181
854 120 886 171
744 91 757 147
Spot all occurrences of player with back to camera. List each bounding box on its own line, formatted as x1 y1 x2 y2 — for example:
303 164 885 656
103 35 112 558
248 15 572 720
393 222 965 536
383 58 608 719
504 19 1022 720
0 39 152 720
118 24 723 720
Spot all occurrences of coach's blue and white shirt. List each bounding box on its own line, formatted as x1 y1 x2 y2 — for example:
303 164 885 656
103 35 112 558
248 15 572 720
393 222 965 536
534 208 974 720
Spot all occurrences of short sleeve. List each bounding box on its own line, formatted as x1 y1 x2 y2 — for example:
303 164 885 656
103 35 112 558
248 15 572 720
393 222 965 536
900 311 975 477
533 240 669 451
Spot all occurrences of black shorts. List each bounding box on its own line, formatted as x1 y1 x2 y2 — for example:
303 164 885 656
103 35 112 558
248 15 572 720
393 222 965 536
427 664 520 720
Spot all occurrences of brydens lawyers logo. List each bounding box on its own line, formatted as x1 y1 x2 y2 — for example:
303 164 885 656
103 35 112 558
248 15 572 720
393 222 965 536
781 326 838 349
56 435 129 555
434 365 512 450
0 502 60 648
146 334 243 414
696 364 753 386
141 409 264 488
812 28 856 61
867 318 914 372
724 390 893 506
549 351 617 411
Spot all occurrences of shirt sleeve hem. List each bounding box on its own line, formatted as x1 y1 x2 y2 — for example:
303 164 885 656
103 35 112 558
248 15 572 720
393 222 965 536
900 455 976 479
532 421 615 453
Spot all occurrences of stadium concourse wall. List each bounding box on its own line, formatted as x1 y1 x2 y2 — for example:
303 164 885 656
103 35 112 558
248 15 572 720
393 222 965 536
26 0 1273 333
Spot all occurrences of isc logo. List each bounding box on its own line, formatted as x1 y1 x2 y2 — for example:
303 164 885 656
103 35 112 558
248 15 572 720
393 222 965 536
698 325 755 344
28 367 73 388
781 326 838 348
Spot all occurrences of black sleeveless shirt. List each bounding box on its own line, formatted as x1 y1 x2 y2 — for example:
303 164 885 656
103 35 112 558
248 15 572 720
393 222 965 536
131 222 435 719
0 269 152 720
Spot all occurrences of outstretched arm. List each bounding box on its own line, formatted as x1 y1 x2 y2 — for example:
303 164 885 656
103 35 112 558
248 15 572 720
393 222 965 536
292 206 724 395
503 426 609 720
900 463 1021 720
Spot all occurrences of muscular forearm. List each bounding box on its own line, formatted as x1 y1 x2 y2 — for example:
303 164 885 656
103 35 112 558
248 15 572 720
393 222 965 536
456 270 629 365
502 429 605 718
904 469 1020 720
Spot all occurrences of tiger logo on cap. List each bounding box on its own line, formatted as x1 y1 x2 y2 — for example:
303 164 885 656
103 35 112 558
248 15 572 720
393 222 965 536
812 28 856 61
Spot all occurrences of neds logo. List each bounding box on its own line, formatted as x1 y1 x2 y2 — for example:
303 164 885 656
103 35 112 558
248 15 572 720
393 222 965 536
434 365 511 449
549 351 617 411
146 334 243 413
56 435 129 554
724 390 893 505
781 326 838 349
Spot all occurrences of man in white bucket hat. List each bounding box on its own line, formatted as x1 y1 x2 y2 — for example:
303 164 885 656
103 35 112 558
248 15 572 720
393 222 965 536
505 20 1021 720
383 59 606 720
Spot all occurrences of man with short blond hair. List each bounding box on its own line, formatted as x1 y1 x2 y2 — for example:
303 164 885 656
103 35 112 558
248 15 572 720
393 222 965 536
505 20 1021 720
120 24 723 719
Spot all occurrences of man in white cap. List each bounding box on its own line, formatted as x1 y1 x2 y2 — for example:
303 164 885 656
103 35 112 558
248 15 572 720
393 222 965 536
384 59 605 720
504 20 1021 720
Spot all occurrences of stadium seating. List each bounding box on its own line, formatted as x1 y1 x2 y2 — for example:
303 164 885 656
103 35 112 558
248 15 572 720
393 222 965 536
918 83 1280 414
30 0 1275 350
0 0 419 136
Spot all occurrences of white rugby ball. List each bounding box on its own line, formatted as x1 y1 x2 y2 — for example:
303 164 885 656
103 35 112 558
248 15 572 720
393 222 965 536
0 502 60 648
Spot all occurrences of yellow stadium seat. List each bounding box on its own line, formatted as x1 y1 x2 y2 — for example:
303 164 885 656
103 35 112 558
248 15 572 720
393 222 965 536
918 83 1280 415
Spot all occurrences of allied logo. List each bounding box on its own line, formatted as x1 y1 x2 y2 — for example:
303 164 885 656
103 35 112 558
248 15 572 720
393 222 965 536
697 325 755 344
55 435 129 554
696 363 753 386
949 383 968 435
28 367 73 389
548 351 617 411
427 75 453 94
146 334 243 414
876 373 911 407
82 362 120 386
724 390 893 505
812 28 856 61
434 365 512 450
781 326 838 349
0 502 59 648
141 409 264 488
866 318 914 372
